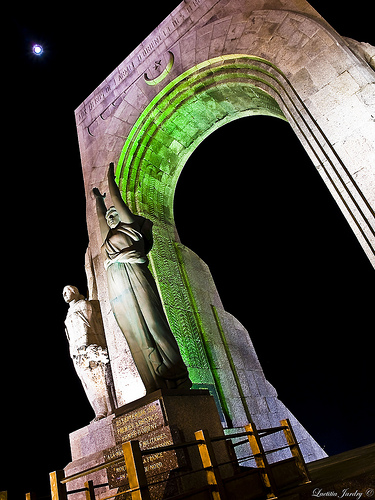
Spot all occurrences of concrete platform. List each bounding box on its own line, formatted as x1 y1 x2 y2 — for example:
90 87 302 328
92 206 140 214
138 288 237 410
280 443 375 500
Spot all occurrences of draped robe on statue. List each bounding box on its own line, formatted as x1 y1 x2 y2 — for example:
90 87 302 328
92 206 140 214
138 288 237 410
103 220 191 393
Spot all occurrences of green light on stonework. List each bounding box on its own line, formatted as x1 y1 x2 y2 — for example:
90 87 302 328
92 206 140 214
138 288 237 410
173 243 231 420
116 61 208 179
117 54 286 184
115 55 287 399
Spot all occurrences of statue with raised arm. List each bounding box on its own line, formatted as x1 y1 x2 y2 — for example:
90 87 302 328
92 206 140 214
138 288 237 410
63 285 117 421
93 163 192 394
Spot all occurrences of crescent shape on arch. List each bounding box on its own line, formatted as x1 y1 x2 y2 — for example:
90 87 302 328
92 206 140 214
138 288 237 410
144 51 174 86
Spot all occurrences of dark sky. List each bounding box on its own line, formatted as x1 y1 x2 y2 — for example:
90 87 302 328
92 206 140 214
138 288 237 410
3 1 374 498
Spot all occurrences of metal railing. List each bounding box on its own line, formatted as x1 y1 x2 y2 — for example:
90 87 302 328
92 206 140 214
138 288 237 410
46 418 310 500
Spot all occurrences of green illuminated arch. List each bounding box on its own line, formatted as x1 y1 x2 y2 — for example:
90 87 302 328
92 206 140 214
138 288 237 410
117 55 289 226
115 55 291 402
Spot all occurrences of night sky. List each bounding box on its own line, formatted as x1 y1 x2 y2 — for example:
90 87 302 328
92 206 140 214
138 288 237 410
3 1 374 498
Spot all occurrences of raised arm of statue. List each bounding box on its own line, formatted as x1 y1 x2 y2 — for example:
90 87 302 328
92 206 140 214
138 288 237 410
93 188 109 241
107 163 135 224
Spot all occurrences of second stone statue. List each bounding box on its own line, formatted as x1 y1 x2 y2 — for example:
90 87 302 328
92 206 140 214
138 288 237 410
63 285 117 421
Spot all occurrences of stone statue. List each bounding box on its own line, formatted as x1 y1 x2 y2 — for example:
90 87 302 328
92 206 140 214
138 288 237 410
63 285 117 421
92 163 192 394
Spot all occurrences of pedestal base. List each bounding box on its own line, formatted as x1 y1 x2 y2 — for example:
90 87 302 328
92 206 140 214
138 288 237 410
65 389 232 499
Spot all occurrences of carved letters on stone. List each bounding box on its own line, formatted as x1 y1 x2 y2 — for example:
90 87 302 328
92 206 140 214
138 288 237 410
76 0 204 124
113 400 165 442
104 399 184 490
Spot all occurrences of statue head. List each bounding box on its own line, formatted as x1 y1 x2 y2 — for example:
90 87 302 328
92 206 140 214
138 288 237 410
105 206 121 229
63 285 85 304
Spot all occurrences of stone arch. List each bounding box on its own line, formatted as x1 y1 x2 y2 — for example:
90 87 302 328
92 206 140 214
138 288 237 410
115 56 294 410
76 0 374 461
116 54 288 224
80 7 375 268
113 48 374 386
116 50 372 239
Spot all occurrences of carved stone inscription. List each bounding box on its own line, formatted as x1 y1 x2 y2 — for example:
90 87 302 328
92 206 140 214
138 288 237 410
75 0 211 124
113 400 166 443
104 398 187 490
104 426 182 489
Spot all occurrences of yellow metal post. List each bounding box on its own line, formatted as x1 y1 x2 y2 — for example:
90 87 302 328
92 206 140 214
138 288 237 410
122 441 151 500
195 429 227 500
84 480 96 500
280 419 311 483
245 423 277 499
49 470 68 500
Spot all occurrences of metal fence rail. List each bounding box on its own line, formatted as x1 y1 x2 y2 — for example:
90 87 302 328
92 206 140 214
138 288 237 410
44 418 311 500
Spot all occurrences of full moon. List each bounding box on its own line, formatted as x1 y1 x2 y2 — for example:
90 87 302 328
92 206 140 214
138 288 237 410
32 44 43 56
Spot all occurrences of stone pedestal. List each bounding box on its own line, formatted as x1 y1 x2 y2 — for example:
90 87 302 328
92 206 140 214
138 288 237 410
65 389 232 499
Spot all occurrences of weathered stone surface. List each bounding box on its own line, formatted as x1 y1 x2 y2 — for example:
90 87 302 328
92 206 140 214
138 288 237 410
69 414 116 462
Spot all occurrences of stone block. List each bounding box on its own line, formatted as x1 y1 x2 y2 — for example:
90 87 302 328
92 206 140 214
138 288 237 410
253 370 276 397
227 396 251 427
212 17 232 39
265 396 281 414
359 83 375 106
330 70 360 96
298 18 319 38
308 56 339 89
180 31 197 54
291 67 317 100
258 22 279 41
227 20 246 42
245 370 262 397
277 16 300 40
69 414 116 462
209 35 227 57
324 95 369 143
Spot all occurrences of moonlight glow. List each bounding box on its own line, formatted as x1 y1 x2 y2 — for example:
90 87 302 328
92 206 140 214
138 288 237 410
32 44 43 56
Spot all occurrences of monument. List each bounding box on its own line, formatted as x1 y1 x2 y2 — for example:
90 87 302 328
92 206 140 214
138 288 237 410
61 0 374 498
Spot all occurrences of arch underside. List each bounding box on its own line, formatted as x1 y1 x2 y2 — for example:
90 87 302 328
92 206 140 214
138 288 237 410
117 55 289 228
